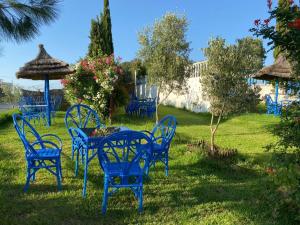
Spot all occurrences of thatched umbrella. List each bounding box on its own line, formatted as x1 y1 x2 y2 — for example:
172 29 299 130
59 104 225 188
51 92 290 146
16 44 75 126
252 55 294 107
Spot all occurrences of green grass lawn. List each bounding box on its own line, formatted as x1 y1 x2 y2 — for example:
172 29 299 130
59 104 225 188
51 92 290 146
0 106 288 225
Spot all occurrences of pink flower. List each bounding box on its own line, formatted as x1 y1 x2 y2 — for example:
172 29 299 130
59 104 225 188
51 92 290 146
289 0 294 5
77 98 83 103
106 57 112 65
81 60 89 69
254 19 261 26
93 76 98 80
91 129 97 137
267 0 272 10
119 68 124 75
60 79 69 86
264 19 270 26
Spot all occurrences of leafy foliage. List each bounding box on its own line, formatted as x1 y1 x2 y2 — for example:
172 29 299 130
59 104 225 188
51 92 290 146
201 37 264 152
251 0 300 76
0 83 21 103
138 12 192 122
0 0 59 42
265 102 300 222
62 54 123 119
0 85 5 99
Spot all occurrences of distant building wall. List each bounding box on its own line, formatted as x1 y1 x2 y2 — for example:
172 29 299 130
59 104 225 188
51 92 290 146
135 61 295 113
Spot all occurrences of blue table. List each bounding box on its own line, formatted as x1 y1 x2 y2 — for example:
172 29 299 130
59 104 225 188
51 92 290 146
74 126 129 197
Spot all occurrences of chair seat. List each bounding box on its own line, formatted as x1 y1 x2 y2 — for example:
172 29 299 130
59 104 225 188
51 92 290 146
28 148 60 159
105 162 143 176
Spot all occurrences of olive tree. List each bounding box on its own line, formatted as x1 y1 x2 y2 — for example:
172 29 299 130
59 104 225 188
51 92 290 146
138 12 191 122
202 37 265 154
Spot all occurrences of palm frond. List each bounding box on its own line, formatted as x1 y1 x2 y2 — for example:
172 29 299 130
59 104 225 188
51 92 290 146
0 0 60 42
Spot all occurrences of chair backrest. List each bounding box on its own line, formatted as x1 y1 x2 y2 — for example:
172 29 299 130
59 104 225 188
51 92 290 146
151 115 177 148
12 114 42 158
265 94 273 104
97 131 152 175
64 104 103 137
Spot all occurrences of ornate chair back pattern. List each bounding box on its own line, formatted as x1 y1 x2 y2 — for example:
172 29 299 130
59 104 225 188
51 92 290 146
13 114 43 158
65 104 103 137
97 130 152 213
98 130 152 176
151 115 177 149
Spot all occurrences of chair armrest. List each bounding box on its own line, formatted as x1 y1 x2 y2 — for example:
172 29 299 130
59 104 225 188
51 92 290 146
40 134 63 149
69 127 89 141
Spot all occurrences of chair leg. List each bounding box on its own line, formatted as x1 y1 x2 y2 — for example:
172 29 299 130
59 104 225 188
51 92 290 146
138 185 143 213
165 153 169 177
56 161 62 191
24 169 31 192
31 164 36 181
102 177 109 214
82 149 89 197
71 144 75 160
59 158 63 179
75 146 79 177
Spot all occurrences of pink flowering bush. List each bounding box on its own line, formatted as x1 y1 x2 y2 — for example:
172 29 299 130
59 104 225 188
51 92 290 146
62 54 123 118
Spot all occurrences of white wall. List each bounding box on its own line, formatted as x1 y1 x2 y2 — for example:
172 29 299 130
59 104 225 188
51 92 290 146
135 61 295 113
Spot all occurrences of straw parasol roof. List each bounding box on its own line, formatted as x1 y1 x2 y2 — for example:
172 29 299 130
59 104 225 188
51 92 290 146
252 55 293 81
16 44 75 80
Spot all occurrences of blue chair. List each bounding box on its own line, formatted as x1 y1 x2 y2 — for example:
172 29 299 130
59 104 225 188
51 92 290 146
97 130 152 214
12 114 62 191
143 115 177 176
65 104 104 160
265 94 282 116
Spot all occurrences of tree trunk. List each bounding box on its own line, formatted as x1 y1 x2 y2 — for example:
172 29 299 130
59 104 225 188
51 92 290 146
209 104 224 154
155 87 160 123
210 129 216 153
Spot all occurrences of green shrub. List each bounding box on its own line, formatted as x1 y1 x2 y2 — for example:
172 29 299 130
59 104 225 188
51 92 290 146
0 109 19 125
265 101 300 222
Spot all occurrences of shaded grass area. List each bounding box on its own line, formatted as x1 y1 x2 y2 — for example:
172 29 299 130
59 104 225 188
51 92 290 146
0 106 288 225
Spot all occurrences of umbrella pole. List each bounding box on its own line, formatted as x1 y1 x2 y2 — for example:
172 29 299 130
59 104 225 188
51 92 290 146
44 75 51 126
275 79 279 115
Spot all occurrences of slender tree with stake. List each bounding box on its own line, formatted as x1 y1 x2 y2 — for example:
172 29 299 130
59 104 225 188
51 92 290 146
138 13 191 123
201 37 265 154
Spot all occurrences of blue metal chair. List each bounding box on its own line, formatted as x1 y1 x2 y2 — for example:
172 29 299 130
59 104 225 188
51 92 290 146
65 104 103 160
143 115 177 176
265 94 282 116
97 130 152 214
12 114 62 191
19 97 46 124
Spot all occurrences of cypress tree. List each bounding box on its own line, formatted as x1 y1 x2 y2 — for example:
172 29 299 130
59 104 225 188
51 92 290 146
87 0 114 57
88 17 103 57
102 0 114 55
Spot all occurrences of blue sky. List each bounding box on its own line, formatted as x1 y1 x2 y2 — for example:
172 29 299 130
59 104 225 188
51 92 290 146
0 0 272 90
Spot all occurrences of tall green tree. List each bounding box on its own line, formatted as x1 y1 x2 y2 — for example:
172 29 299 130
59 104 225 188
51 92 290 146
201 37 265 154
0 0 59 42
102 0 113 55
138 13 191 122
88 17 103 57
88 0 113 57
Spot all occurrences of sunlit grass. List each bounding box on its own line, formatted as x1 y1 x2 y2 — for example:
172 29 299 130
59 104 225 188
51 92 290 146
0 106 289 225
